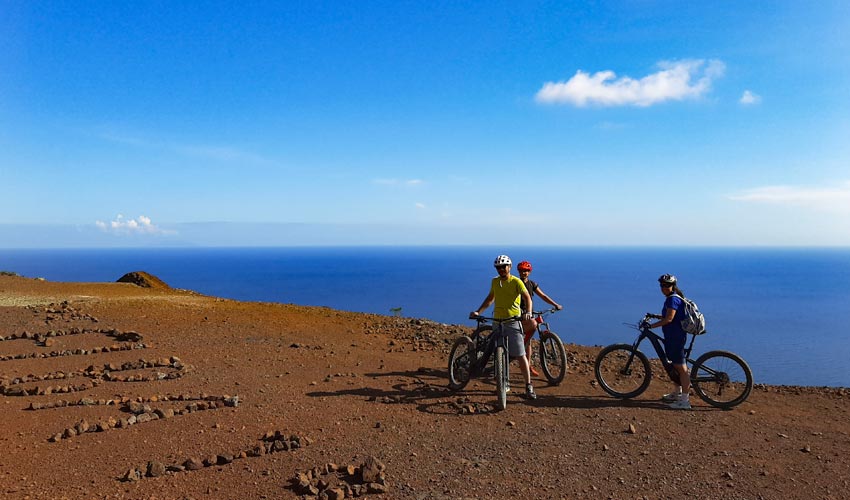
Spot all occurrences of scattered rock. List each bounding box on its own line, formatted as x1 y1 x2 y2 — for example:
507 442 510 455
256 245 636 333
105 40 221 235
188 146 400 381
184 458 204 471
121 469 142 482
146 461 166 477
360 456 385 484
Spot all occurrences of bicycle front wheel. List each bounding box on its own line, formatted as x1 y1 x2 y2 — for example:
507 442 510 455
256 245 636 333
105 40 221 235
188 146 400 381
539 332 567 385
594 344 652 399
690 350 753 409
448 336 475 391
495 345 508 410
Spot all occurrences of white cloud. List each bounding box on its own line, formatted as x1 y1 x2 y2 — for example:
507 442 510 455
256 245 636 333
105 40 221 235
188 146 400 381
372 178 424 186
739 90 762 105
415 202 426 209
535 59 726 107
95 214 174 235
728 182 850 212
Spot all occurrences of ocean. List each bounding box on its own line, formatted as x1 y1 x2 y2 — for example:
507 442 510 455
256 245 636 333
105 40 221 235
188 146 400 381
1 247 849 388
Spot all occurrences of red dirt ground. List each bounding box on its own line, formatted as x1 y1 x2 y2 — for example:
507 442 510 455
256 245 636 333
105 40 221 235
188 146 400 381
1 274 849 499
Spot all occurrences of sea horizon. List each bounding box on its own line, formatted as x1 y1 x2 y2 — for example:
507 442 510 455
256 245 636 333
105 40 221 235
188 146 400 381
2 246 849 388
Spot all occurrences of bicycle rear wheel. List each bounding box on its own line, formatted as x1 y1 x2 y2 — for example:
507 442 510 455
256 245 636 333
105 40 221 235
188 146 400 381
594 344 652 399
495 345 508 410
690 350 753 409
448 336 475 391
539 332 567 385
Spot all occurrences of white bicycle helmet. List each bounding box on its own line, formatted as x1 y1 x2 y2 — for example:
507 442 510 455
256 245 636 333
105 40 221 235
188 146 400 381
494 255 512 267
658 274 677 285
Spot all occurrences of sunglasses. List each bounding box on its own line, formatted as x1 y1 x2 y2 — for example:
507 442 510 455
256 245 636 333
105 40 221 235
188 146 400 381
495 265 509 270
660 284 673 288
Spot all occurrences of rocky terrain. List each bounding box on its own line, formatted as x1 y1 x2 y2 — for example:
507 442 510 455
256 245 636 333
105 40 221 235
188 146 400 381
1 273 849 499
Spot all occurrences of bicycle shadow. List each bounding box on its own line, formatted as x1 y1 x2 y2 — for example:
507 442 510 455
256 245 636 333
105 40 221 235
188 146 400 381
527 394 717 412
305 367 466 415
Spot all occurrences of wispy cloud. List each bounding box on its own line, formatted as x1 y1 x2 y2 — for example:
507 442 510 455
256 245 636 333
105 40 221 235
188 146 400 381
728 182 850 212
95 215 175 235
93 127 269 164
172 145 268 164
415 202 426 209
535 59 726 107
372 178 424 186
739 90 762 105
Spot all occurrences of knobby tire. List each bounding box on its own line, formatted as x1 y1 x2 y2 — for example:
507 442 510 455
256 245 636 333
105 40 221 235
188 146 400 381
539 332 568 385
690 350 753 409
495 345 508 410
447 336 475 391
594 344 652 399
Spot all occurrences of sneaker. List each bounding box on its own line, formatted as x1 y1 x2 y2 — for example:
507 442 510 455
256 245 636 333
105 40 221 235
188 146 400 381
661 392 681 403
523 384 537 400
668 398 692 410
529 366 541 377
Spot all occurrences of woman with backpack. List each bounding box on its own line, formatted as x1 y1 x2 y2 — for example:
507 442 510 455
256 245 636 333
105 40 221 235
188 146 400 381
643 274 691 410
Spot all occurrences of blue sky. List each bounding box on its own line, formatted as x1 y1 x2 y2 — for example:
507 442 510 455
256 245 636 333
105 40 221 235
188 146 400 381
2 1 849 247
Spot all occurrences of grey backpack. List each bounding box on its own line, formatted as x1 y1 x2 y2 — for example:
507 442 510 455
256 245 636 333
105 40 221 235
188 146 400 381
673 294 706 335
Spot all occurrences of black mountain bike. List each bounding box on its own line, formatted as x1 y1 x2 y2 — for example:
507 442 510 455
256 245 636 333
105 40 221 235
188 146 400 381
447 315 518 410
594 313 753 409
528 308 568 385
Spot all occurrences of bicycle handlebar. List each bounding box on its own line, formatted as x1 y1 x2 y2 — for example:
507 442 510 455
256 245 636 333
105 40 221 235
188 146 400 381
469 314 521 322
531 307 561 316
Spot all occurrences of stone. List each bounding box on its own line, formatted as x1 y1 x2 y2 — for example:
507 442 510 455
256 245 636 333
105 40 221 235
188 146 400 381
367 482 387 494
216 454 233 465
74 420 90 434
183 458 204 471
360 456 385 484
627 423 637 434
203 456 218 467
154 408 174 419
147 461 166 477
326 488 346 500
122 468 141 482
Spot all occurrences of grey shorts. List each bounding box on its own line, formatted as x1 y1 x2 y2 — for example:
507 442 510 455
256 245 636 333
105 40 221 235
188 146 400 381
498 320 526 358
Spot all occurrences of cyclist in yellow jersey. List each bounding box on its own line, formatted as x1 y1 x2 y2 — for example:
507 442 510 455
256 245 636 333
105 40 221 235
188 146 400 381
470 255 537 400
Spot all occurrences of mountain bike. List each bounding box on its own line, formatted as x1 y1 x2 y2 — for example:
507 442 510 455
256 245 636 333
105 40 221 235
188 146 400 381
594 313 753 409
447 315 520 410
528 308 568 385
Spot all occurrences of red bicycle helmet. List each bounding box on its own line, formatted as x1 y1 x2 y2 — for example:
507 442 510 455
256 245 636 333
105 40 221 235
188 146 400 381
517 261 532 272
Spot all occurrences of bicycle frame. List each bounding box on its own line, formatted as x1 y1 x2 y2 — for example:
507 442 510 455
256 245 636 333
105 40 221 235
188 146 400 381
531 308 560 338
468 317 518 377
629 326 698 384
